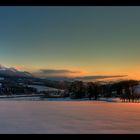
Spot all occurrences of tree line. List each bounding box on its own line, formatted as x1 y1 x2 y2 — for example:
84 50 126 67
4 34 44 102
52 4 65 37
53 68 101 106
67 80 140 102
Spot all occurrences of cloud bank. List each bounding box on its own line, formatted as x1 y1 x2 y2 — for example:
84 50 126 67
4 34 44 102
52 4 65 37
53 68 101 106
33 69 81 77
32 68 128 81
40 69 80 74
75 75 128 80
0 65 128 81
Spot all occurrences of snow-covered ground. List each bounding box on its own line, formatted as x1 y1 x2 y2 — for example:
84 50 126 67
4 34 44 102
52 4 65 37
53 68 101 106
27 85 62 92
0 96 121 102
0 101 139 134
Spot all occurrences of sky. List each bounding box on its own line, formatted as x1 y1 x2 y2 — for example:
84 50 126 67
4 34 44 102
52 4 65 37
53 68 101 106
0 6 140 80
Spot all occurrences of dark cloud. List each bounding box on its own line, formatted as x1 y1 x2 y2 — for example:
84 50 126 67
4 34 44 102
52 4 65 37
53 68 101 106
34 74 127 81
40 69 80 74
0 65 128 81
75 75 128 80
33 69 80 77
32 68 128 81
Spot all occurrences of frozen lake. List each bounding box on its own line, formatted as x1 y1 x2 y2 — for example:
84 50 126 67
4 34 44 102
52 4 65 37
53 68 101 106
0 101 139 134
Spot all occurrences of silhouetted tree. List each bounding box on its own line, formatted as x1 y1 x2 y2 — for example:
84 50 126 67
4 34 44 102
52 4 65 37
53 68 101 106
69 81 85 99
87 82 100 100
112 80 139 102
87 82 94 100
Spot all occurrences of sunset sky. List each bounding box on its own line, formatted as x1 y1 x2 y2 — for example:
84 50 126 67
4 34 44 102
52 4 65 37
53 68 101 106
0 6 140 80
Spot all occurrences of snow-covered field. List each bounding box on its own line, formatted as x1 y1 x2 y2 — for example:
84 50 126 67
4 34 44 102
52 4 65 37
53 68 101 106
0 101 139 134
27 85 62 92
0 96 121 102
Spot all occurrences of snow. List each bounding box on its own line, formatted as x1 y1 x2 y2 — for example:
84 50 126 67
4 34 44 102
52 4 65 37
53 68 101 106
0 96 121 102
133 85 140 95
27 85 61 92
0 101 139 133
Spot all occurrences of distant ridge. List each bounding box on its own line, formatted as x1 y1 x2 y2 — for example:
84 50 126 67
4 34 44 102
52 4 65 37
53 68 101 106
0 64 32 78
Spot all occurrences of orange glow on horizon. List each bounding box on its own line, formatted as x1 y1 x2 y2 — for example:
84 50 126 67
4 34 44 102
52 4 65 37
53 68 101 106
12 65 140 81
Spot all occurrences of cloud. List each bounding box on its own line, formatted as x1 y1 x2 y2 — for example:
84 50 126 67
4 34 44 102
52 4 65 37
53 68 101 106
75 75 128 80
33 69 81 77
32 68 128 81
40 69 80 74
37 75 128 82
0 65 128 81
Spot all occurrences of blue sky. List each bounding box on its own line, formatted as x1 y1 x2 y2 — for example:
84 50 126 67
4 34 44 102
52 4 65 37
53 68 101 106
0 6 140 79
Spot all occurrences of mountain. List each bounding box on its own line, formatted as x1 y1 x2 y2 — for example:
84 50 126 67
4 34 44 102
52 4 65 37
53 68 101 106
0 64 32 78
